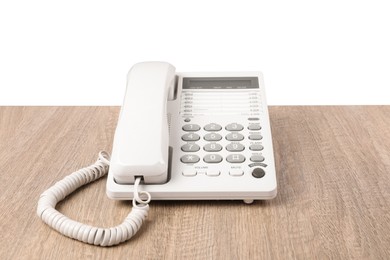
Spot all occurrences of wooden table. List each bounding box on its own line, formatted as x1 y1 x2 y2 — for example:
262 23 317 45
1 106 389 259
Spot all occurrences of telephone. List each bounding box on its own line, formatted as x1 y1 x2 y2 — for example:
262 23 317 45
37 62 277 246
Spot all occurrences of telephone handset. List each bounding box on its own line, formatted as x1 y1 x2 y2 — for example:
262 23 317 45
110 62 175 184
37 61 277 247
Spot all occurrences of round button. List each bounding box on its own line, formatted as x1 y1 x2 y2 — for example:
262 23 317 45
252 168 265 178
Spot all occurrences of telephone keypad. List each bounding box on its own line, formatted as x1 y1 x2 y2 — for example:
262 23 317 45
180 122 265 175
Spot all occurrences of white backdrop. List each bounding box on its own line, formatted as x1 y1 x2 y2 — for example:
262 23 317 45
1 0 389 105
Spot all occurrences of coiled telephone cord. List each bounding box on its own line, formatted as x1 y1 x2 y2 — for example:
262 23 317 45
37 151 151 246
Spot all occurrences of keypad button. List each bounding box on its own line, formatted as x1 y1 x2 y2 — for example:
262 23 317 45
229 169 244 176
180 155 200 163
225 123 244 131
204 143 223 152
250 155 265 162
182 169 197 176
249 144 264 151
248 134 263 140
181 143 200 152
206 170 220 176
204 133 222 141
204 123 222 131
248 124 261 130
182 133 200 141
203 154 223 163
226 133 244 141
226 154 246 163
252 168 265 178
182 124 200 131
226 143 245 152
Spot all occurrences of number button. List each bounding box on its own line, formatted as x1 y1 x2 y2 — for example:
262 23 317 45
226 154 245 163
180 155 200 163
226 143 245 152
225 123 244 131
203 154 223 163
248 124 261 130
204 123 222 131
248 134 263 140
181 143 200 152
182 124 200 131
226 133 244 141
204 143 222 152
204 133 222 141
182 133 200 141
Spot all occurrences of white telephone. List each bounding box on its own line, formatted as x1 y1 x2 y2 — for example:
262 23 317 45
37 62 277 246
108 61 276 201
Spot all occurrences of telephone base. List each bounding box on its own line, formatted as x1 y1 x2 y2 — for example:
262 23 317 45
106 171 277 201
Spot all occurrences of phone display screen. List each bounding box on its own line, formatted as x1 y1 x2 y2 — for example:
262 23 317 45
183 77 259 89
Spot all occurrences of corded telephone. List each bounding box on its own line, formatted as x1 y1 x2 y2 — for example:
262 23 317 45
37 62 277 246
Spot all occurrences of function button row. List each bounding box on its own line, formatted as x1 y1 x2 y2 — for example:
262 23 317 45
181 143 258 152
181 133 262 142
183 123 262 132
182 169 244 177
181 143 264 152
180 154 246 164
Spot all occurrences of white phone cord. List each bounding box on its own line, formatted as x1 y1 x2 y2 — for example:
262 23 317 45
37 151 151 246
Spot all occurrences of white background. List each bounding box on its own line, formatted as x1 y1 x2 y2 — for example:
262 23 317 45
0 0 389 105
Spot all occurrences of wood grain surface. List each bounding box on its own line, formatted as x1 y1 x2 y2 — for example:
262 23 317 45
0 106 389 259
